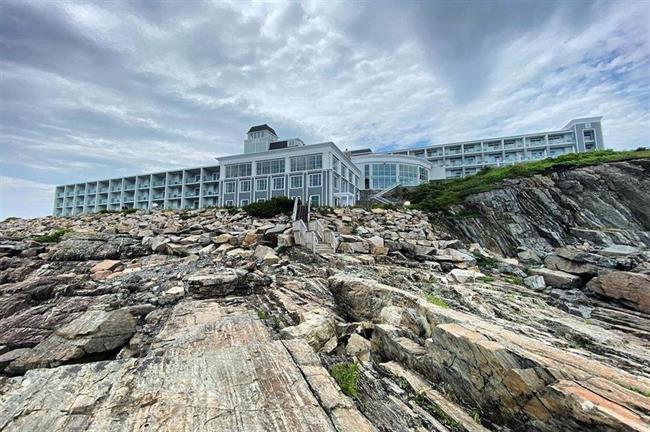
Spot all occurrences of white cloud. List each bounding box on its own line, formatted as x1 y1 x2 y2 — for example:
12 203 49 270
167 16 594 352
0 176 54 220
0 0 648 218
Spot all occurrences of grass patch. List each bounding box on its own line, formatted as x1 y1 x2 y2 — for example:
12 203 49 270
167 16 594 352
477 276 495 283
179 211 197 220
256 309 267 320
473 252 499 269
504 275 524 286
330 362 359 399
413 392 461 429
408 149 650 212
34 228 70 243
243 196 294 218
424 292 449 308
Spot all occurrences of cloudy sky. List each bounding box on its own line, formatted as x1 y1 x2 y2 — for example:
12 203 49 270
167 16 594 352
1 0 649 219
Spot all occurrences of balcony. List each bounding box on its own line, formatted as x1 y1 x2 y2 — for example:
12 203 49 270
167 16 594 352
167 180 182 186
185 178 201 184
203 191 218 196
203 175 219 182
444 149 462 156
138 184 150 189
152 195 164 200
185 192 200 198
124 185 135 191
138 196 149 202
152 183 165 188
463 147 481 154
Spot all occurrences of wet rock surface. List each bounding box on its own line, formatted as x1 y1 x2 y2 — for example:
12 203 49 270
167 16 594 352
0 204 648 431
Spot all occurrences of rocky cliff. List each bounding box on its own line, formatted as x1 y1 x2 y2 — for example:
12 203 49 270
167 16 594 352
435 159 650 257
0 207 648 431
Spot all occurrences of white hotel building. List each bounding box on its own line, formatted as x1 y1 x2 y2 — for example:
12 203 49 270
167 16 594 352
53 117 604 216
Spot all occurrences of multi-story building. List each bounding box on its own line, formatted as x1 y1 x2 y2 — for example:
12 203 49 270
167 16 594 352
53 125 369 216
53 117 604 216
384 117 604 178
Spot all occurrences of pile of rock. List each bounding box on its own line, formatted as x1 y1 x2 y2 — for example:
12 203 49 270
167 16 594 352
1 207 649 432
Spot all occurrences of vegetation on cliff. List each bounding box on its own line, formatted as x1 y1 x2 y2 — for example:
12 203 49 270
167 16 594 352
408 148 650 212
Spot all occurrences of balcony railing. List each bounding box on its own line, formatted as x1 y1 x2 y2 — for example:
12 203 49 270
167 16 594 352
203 175 219 181
167 180 182 186
139 197 149 202
444 149 462 155
203 191 218 196
548 139 574 145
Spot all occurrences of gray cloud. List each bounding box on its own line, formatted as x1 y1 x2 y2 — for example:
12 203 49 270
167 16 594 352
0 0 648 218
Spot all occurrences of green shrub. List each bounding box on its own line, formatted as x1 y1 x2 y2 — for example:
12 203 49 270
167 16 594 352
330 362 359 399
243 196 294 218
257 309 267 320
409 149 650 212
424 292 448 308
97 209 117 214
121 208 137 215
34 228 70 243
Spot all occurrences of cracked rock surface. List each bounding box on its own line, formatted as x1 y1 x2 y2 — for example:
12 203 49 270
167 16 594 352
0 199 648 431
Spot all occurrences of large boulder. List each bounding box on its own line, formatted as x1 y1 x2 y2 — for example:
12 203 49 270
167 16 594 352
5 308 137 374
587 271 650 312
51 233 149 261
529 268 583 289
544 246 618 279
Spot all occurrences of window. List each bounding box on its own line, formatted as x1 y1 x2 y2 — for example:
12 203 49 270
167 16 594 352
371 163 397 189
310 195 320 207
290 175 302 189
225 200 234 207
225 181 236 194
225 162 252 178
309 173 322 187
256 158 285 175
290 153 322 171
240 180 251 192
332 156 340 173
333 176 339 189
256 178 267 191
398 164 419 186
240 199 249 206
272 177 285 190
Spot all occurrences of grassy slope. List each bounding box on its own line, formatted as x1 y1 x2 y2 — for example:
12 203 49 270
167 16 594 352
409 148 650 212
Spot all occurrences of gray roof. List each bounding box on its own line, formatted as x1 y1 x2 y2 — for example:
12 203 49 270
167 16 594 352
248 124 277 136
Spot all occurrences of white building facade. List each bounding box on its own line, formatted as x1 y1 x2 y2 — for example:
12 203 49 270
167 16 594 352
53 117 604 216
385 117 604 179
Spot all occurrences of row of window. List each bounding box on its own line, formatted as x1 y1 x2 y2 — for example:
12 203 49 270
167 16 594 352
223 174 323 194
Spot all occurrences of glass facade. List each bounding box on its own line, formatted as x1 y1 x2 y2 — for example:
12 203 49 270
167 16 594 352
398 164 418 186
371 163 397 189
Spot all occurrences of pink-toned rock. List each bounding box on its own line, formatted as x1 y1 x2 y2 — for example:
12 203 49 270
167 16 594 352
90 260 121 273
587 271 650 313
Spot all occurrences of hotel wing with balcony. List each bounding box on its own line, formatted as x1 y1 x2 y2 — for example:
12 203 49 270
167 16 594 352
53 117 604 215
384 117 604 179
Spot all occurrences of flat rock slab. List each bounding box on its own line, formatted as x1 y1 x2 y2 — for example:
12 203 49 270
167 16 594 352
0 300 365 432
